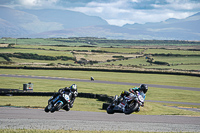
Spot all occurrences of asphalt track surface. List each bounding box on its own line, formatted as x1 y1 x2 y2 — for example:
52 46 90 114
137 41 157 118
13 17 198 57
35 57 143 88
0 107 200 132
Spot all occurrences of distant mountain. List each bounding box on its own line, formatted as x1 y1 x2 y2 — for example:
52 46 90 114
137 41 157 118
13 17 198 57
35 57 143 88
0 5 200 40
0 6 108 38
0 6 64 36
123 12 200 40
22 9 109 29
0 18 30 37
31 11 200 40
31 25 137 39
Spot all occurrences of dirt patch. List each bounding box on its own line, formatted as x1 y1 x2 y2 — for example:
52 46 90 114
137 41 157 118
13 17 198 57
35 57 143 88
74 52 139 62
0 44 9 47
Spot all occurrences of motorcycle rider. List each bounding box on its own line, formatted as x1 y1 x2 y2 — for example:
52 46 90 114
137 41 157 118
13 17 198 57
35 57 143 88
129 84 148 109
57 84 78 111
119 84 148 112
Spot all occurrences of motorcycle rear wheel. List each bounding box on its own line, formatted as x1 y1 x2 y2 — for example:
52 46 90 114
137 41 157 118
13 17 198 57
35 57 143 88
107 105 115 114
44 105 50 112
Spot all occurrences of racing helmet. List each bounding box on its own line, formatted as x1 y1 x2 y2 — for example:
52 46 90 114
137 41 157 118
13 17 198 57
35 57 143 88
70 84 77 92
140 84 148 94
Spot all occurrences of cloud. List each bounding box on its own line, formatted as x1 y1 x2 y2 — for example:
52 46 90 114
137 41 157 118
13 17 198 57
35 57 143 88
0 0 60 9
153 0 200 10
18 0 60 8
66 0 200 26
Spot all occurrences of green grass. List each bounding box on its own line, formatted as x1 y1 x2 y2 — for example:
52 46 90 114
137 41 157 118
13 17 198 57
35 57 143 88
100 57 149 66
0 39 200 118
0 48 74 57
0 69 199 114
152 56 200 64
1 73 200 112
1 42 200 71
0 38 87 46
145 64 200 70
100 56 200 70
14 45 98 51
9 57 75 65
0 69 199 88
99 47 143 53
0 96 105 112
0 69 199 116
0 57 6 61
1 75 199 104
144 49 200 55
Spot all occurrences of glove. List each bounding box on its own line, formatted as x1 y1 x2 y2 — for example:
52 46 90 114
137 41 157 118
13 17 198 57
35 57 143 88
74 91 78 97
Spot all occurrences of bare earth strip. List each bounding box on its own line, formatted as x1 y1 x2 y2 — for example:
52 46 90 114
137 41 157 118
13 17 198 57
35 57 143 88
0 107 200 132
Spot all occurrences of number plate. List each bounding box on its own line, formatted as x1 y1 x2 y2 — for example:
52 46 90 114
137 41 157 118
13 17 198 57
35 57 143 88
138 95 144 102
63 94 70 101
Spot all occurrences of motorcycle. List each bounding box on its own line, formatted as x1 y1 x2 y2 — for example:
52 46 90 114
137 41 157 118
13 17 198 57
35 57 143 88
107 92 144 115
44 91 72 113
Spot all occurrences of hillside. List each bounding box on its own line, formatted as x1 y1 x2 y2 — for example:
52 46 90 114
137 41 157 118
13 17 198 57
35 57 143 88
22 9 109 29
32 12 200 40
123 12 200 40
0 5 200 40
0 6 108 37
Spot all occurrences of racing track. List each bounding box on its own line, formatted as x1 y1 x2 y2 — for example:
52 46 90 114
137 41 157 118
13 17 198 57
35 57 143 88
0 74 200 132
0 107 200 132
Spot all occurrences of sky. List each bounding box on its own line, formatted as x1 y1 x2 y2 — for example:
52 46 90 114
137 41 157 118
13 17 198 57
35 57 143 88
1 0 200 26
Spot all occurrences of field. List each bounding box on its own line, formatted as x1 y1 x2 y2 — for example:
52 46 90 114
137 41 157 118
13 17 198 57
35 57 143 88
0 38 200 72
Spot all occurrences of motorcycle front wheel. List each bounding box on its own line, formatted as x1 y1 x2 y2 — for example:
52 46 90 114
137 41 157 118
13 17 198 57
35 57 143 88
124 102 139 115
50 102 63 113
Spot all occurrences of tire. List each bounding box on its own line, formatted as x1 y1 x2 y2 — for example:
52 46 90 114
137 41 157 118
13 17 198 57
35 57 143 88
50 102 63 113
44 105 50 113
50 106 57 113
102 103 110 110
124 102 139 115
107 105 115 114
